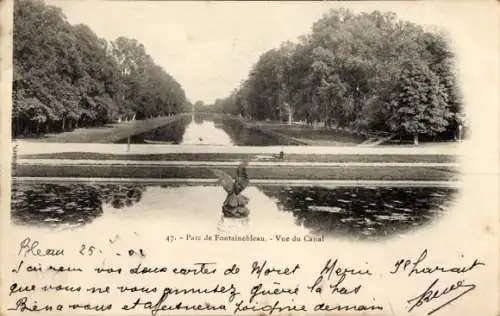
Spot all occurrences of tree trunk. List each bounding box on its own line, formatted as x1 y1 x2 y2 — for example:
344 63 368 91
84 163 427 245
413 134 419 145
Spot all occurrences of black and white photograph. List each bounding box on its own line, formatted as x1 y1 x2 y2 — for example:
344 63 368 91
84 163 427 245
2 1 499 315
9 0 468 240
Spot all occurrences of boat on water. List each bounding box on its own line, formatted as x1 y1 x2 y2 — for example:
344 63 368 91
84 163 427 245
143 139 175 144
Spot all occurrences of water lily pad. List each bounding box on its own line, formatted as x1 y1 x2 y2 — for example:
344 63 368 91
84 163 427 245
308 205 344 213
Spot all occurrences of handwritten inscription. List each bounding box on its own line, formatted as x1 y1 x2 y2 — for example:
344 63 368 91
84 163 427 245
12 260 83 273
122 284 239 315
7 237 485 315
18 238 64 258
8 297 64 312
390 249 485 276
390 249 484 315
250 261 300 279
307 258 371 295
407 278 476 315
249 282 298 303
172 262 217 275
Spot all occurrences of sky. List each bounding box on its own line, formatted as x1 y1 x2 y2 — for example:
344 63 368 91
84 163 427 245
45 1 493 105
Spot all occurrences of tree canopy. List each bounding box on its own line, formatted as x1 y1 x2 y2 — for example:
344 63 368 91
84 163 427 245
208 9 463 142
13 0 188 137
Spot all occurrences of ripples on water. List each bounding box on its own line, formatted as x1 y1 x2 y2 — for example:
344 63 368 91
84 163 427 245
10 183 458 239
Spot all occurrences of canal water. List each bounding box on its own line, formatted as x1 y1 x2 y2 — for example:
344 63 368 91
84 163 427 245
116 114 301 146
13 114 458 239
11 182 457 240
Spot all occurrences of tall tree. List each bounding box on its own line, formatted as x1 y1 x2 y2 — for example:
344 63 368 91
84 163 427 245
213 8 463 142
387 62 452 144
13 0 188 137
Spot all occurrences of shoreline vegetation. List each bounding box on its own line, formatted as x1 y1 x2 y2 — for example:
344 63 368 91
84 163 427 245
204 9 467 145
13 1 467 146
15 114 188 143
225 115 458 147
13 0 189 139
14 112 463 147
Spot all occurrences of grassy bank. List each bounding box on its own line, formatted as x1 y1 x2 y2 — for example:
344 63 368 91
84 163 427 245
229 116 370 146
231 116 460 147
19 152 458 163
17 114 188 143
15 164 458 181
258 126 367 146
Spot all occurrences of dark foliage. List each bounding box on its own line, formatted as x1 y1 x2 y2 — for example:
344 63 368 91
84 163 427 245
207 9 465 142
13 0 188 137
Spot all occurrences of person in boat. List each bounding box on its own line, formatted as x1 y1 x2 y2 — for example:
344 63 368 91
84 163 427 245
212 160 250 218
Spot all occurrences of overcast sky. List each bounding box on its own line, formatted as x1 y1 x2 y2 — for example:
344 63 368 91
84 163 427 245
45 1 491 104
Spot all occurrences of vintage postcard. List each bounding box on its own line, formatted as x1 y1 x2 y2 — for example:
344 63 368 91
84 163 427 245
1 0 499 315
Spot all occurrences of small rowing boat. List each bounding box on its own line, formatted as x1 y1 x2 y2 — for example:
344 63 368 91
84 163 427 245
144 139 175 144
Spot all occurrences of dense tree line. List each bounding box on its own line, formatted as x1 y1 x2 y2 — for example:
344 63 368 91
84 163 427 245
210 9 465 143
13 0 188 137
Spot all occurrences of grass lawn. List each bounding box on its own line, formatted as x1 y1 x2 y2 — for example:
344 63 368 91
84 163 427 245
15 164 458 181
18 152 458 163
240 119 371 146
16 114 188 143
242 118 459 147
260 126 366 146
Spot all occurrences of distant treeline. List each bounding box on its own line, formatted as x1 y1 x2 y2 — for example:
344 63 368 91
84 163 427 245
208 9 465 142
13 0 189 137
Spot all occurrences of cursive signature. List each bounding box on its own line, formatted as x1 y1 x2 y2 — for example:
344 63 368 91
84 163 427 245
407 278 476 315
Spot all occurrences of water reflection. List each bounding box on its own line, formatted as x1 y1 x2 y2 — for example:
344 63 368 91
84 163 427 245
181 120 234 145
11 182 457 239
11 183 145 228
116 114 299 146
194 115 205 125
219 117 300 146
100 184 145 209
116 116 191 144
260 186 458 240
217 216 251 234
